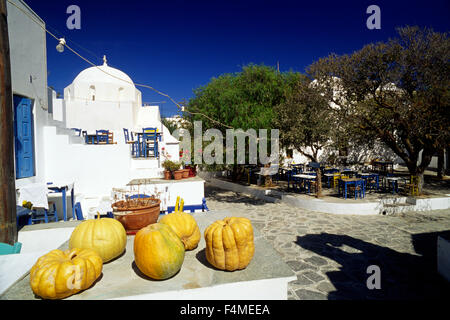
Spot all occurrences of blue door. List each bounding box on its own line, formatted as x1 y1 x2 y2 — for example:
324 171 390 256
13 96 35 179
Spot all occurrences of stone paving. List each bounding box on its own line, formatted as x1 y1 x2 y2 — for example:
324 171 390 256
204 184 450 300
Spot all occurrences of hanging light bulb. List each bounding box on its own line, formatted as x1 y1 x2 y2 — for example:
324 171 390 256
56 38 66 53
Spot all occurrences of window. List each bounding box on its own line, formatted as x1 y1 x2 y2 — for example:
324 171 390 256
13 95 36 179
89 85 96 101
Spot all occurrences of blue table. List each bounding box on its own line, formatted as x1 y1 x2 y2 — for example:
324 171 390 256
47 182 75 221
358 173 380 191
292 174 317 194
338 178 365 200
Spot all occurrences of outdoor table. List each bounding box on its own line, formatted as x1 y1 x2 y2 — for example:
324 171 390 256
338 178 365 200
133 132 162 157
358 173 380 190
292 174 317 194
47 181 75 221
324 173 335 188
372 161 394 174
384 176 405 194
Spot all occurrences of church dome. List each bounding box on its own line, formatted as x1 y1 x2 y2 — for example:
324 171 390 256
73 58 135 88
66 56 141 103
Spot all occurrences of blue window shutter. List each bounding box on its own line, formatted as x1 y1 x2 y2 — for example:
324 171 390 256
13 96 35 179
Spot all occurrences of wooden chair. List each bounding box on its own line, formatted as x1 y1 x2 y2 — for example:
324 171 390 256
405 175 420 196
123 128 139 157
142 127 159 158
31 202 58 224
96 130 110 144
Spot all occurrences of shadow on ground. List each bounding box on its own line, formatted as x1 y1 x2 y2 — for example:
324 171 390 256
205 186 267 206
295 232 450 300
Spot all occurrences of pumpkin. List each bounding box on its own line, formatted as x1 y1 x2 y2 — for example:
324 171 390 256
30 248 103 299
69 213 127 262
204 217 255 271
134 223 185 280
159 212 201 250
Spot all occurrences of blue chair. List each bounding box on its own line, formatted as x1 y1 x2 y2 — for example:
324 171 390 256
142 128 159 158
123 128 139 157
31 202 58 224
73 202 85 220
96 130 110 144
71 128 82 136
0 242 22 255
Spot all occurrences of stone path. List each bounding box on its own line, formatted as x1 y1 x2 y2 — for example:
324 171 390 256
204 185 450 300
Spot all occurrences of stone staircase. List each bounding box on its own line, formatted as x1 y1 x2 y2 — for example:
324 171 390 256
380 196 416 215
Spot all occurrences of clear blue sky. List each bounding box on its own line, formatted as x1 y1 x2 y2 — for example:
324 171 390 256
23 0 449 117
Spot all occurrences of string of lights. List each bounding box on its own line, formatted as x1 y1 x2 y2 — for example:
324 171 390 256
6 0 234 129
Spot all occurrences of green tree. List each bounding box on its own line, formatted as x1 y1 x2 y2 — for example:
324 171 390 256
274 75 334 197
308 26 450 193
184 64 301 180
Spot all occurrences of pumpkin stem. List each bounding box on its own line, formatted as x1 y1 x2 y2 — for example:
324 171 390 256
97 212 100 220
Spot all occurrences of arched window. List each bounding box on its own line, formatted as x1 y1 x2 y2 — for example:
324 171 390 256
89 85 96 101
118 87 124 101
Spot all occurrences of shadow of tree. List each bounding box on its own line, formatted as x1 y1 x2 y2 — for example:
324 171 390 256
204 186 268 206
295 232 450 300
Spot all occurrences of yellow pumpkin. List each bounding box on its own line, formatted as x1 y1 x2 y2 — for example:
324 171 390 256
134 223 185 280
30 248 103 299
159 212 201 250
204 217 255 271
69 213 127 263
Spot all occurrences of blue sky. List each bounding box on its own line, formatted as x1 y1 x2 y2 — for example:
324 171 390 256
23 0 450 117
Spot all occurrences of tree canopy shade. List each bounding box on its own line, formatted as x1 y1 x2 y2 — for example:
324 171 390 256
274 76 334 197
307 26 450 192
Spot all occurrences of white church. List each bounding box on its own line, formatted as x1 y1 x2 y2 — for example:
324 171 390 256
8 0 204 221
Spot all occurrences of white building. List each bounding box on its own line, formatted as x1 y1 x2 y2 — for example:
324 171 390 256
7 0 207 222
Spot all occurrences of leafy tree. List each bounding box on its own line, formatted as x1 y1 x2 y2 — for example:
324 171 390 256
308 26 450 193
184 64 301 180
274 75 334 197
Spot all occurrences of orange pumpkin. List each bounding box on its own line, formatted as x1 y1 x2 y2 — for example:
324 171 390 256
134 223 185 280
29 248 103 299
204 217 255 271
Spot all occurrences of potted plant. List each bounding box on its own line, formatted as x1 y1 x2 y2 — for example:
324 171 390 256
112 194 161 235
162 160 174 180
180 161 189 179
171 162 183 180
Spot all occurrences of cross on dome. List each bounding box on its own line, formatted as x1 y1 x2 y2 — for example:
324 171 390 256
103 55 107 66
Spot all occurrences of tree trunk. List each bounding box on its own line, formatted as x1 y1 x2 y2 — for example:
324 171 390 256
315 168 322 198
0 0 17 244
437 148 444 179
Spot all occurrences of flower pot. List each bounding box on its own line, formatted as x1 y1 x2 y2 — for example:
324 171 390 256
163 170 172 180
182 169 189 178
173 170 183 180
112 198 161 235
185 165 196 177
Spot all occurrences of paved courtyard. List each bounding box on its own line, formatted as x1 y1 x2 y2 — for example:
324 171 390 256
204 184 450 300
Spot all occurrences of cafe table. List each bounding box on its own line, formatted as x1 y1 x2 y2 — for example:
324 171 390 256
292 174 317 194
338 178 365 200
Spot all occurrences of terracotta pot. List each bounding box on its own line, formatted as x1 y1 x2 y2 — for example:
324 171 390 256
182 169 189 178
185 165 196 177
112 198 161 235
173 170 183 180
163 170 172 180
